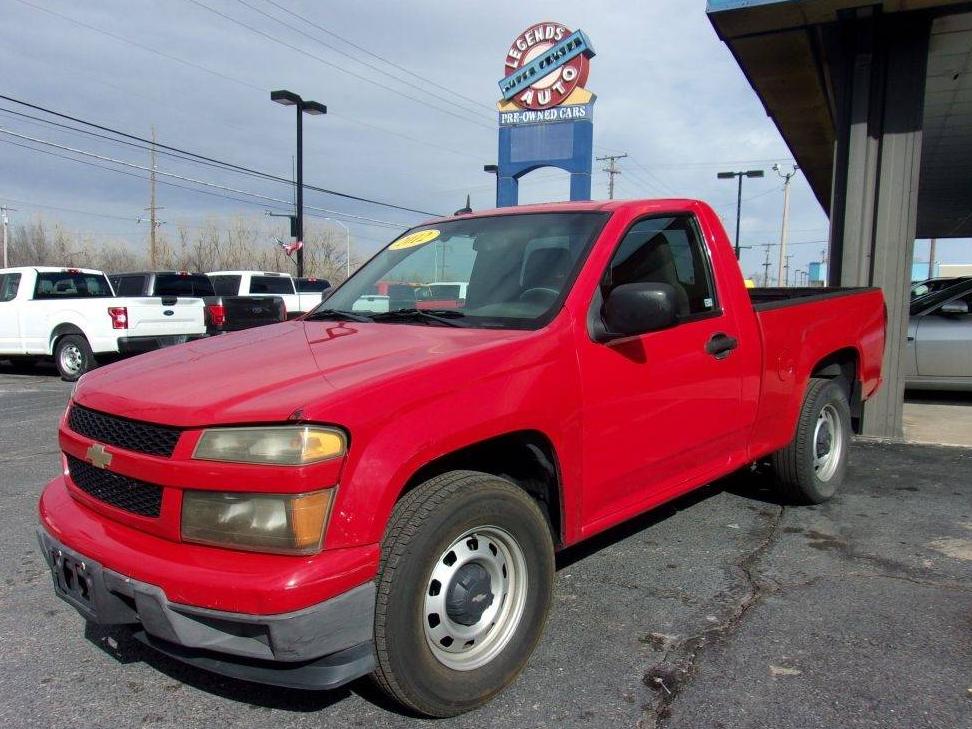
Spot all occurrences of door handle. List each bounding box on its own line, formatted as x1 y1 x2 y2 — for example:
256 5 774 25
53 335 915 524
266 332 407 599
706 332 738 359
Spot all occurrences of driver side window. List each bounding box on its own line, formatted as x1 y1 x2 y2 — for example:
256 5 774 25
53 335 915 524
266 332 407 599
602 216 717 319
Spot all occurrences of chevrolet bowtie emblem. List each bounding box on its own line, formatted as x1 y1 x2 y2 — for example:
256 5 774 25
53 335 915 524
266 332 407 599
86 443 113 469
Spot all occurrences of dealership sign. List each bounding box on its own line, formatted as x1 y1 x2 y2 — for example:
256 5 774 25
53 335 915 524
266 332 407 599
497 21 595 118
493 22 596 206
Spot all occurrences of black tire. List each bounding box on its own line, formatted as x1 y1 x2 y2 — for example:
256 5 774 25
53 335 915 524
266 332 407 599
770 377 851 504
54 334 96 382
373 470 555 717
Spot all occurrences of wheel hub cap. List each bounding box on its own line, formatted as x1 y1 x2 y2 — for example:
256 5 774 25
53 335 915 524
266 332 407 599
423 526 529 671
445 563 494 626
61 345 82 374
812 403 843 482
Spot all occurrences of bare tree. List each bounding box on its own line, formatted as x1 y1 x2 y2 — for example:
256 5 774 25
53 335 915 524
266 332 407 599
4 214 366 280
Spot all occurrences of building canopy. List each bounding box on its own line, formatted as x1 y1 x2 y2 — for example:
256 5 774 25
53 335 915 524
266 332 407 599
707 0 972 238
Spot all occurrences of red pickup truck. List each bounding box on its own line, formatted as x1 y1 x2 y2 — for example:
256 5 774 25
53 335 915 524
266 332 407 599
38 199 884 717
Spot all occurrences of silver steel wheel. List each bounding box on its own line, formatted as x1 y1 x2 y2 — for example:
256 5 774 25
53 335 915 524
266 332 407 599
813 403 843 482
423 525 528 671
59 344 84 376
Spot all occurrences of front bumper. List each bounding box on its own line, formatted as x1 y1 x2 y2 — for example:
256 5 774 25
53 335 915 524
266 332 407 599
117 334 207 354
38 529 376 690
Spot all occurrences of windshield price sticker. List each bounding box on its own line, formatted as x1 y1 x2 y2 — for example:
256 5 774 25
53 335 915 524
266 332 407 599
389 229 441 250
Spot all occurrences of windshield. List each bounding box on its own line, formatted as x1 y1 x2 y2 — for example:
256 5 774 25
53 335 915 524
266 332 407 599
297 278 331 292
154 274 216 297
252 275 296 295
319 212 608 329
34 272 113 299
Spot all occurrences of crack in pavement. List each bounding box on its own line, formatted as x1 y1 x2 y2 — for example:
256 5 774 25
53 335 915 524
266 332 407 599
771 571 972 594
639 504 785 729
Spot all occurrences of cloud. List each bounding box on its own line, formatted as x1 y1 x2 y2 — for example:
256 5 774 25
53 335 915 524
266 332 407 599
0 0 834 275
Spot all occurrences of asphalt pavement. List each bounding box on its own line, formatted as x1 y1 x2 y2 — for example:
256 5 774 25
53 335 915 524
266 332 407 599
0 364 969 729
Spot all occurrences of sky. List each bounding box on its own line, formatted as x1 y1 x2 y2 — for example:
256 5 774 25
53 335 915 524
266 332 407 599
0 0 966 281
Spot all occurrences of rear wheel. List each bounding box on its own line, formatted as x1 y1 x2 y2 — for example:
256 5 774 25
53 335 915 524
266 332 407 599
373 471 554 717
54 334 96 381
770 377 851 504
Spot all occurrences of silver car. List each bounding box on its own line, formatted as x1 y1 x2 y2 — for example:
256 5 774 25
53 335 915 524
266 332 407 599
906 279 972 391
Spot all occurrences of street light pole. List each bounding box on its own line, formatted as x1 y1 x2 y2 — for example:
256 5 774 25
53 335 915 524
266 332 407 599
271 90 326 278
717 169 764 259
295 104 304 278
324 217 351 280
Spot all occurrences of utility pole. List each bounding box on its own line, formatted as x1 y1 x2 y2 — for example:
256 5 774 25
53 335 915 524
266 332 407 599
149 127 158 268
761 244 773 287
927 238 937 280
138 128 165 268
784 254 794 287
774 163 798 290
596 153 627 200
1 205 17 268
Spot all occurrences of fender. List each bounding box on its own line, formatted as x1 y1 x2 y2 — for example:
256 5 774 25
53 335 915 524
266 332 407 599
319 325 584 549
49 321 88 354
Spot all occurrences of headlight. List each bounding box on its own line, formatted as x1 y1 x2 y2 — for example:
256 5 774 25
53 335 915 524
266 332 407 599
181 489 333 554
192 426 346 465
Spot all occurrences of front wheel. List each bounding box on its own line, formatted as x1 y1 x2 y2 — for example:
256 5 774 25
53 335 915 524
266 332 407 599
54 334 96 381
770 377 851 504
373 471 554 717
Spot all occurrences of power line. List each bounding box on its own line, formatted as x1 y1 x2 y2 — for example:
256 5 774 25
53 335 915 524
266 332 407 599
627 157 678 196
0 195 399 246
0 196 136 223
0 94 441 216
0 105 289 182
236 0 494 119
0 132 408 229
261 0 495 115
11 0 483 163
13 0 263 93
185 0 494 131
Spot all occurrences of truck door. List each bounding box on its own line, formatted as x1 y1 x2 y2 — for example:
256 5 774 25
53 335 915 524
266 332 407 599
576 215 748 529
0 273 24 353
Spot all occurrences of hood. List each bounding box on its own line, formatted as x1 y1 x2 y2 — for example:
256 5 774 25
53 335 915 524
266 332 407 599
73 321 526 427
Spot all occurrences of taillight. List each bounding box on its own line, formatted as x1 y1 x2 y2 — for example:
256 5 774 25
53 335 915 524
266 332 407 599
280 301 287 320
108 307 128 330
207 303 227 328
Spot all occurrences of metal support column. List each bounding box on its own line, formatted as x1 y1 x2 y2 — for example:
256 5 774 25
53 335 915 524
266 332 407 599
828 11 930 438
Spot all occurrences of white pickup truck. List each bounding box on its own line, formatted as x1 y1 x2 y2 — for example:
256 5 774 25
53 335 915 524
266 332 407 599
0 266 207 380
207 270 323 318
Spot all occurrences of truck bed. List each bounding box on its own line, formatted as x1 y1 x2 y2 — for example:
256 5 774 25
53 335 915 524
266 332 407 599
749 286 877 311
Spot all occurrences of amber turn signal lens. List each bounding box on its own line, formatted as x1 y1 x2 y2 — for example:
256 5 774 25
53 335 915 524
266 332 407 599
290 490 334 550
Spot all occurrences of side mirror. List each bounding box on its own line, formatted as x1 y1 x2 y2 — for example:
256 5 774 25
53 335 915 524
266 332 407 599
939 300 969 316
599 282 678 340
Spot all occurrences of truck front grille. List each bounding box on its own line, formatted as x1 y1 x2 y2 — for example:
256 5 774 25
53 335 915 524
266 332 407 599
68 405 181 458
66 455 163 518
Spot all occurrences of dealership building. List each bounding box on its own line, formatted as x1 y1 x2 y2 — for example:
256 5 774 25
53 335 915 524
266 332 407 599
708 0 972 438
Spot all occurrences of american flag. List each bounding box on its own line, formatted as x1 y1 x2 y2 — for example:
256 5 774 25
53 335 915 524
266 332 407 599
279 239 303 256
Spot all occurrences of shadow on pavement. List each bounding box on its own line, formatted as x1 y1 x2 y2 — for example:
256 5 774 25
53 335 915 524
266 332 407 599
78 465 787 717
84 622 354 712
